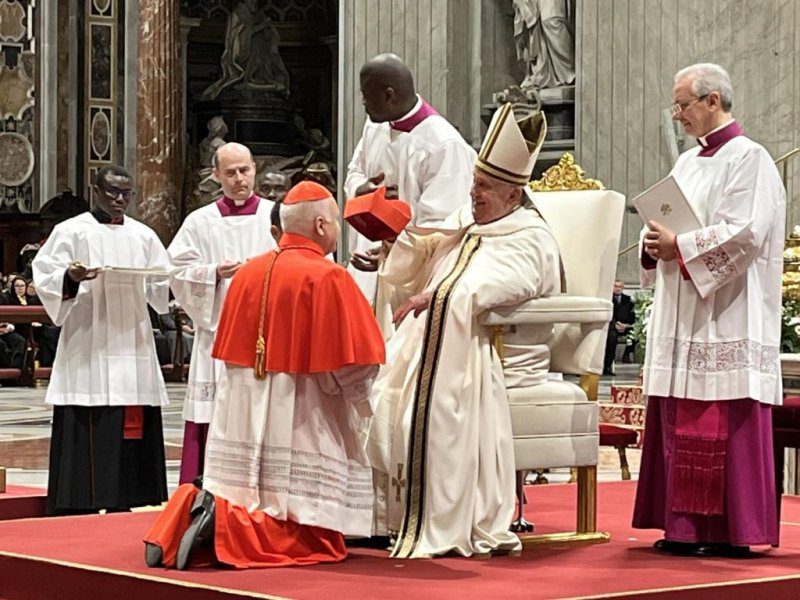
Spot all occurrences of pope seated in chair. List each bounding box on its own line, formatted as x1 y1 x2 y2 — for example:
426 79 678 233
365 103 561 558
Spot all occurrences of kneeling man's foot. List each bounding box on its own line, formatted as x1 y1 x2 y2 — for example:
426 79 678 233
144 542 163 567
176 489 216 570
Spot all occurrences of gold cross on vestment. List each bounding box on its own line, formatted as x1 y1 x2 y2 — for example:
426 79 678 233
391 463 407 502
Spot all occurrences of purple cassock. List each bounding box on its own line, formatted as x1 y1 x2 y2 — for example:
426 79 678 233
178 193 261 485
633 120 779 547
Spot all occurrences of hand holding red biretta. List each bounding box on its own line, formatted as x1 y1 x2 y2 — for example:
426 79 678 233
344 185 412 242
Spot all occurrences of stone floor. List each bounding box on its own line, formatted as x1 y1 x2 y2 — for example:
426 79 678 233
0 364 643 493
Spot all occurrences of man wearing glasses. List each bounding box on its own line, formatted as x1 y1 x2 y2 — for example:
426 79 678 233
634 63 785 557
33 165 171 516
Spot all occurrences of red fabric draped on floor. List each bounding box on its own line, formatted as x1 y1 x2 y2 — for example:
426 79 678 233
633 396 778 546
143 484 346 569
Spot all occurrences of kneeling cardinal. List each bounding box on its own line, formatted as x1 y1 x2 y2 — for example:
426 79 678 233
143 181 385 569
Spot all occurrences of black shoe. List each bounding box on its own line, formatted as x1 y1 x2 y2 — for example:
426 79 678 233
144 542 163 567
602 369 615 377
653 538 702 555
693 543 754 558
176 490 215 570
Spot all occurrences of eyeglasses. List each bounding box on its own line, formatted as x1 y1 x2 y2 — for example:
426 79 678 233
670 94 709 117
101 186 135 200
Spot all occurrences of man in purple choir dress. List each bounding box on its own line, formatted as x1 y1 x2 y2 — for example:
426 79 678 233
634 63 785 557
168 143 276 484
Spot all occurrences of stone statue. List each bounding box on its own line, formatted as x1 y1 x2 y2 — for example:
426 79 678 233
513 0 576 90
201 0 290 101
185 116 228 213
198 116 228 168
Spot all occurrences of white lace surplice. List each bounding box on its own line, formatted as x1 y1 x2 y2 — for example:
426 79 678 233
168 200 275 423
640 136 785 405
203 364 377 537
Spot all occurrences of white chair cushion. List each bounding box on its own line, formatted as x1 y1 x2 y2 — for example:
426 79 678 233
507 380 599 470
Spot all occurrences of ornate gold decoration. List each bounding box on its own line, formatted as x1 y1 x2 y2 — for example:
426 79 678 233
783 226 800 300
528 152 604 192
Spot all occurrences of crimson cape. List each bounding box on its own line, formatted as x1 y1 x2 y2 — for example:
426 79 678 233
213 232 385 373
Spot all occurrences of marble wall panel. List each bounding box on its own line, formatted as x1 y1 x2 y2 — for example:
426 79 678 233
83 0 118 199
0 0 34 213
576 0 800 283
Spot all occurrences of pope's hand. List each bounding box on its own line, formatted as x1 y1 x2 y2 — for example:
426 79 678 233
393 291 434 325
643 221 677 261
350 248 380 272
66 262 100 282
217 261 241 279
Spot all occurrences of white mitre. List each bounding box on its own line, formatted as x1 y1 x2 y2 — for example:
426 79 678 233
475 103 547 186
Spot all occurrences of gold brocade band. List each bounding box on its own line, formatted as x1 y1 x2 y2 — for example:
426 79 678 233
391 234 483 559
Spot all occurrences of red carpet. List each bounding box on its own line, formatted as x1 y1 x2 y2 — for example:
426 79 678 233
0 482 799 599
0 485 46 521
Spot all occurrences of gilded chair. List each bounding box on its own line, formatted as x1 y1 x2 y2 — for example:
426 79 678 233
478 154 625 545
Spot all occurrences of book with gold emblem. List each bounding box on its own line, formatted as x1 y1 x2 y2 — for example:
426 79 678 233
632 175 702 234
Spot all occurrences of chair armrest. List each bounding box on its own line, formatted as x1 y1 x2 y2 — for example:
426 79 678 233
478 296 612 327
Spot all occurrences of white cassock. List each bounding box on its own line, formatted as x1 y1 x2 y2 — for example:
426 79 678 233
33 213 170 407
168 199 275 423
344 99 477 304
203 364 378 537
641 132 785 405
365 205 561 558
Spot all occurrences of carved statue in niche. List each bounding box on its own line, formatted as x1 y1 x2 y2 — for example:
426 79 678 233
201 0 291 101
513 0 576 90
184 116 228 214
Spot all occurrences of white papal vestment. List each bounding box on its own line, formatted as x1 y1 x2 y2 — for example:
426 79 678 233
366 205 561 558
168 199 274 423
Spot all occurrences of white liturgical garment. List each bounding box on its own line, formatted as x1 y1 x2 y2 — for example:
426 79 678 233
168 199 275 423
33 213 171 407
640 135 785 405
366 205 561 558
203 364 378 537
344 107 476 302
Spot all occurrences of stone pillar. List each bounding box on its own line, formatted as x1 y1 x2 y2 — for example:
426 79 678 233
136 1 182 243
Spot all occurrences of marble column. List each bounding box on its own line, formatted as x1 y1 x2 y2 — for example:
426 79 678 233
136 1 182 243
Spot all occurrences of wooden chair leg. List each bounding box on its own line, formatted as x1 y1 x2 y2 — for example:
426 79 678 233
616 445 631 480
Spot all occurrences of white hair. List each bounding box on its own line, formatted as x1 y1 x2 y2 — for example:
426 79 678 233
279 198 335 237
674 63 733 111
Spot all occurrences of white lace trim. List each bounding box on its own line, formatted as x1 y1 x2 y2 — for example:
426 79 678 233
649 337 779 375
205 440 373 511
185 381 217 403
694 230 735 283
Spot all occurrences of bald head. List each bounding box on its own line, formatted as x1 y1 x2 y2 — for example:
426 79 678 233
213 142 256 201
360 53 418 123
280 197 341 255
